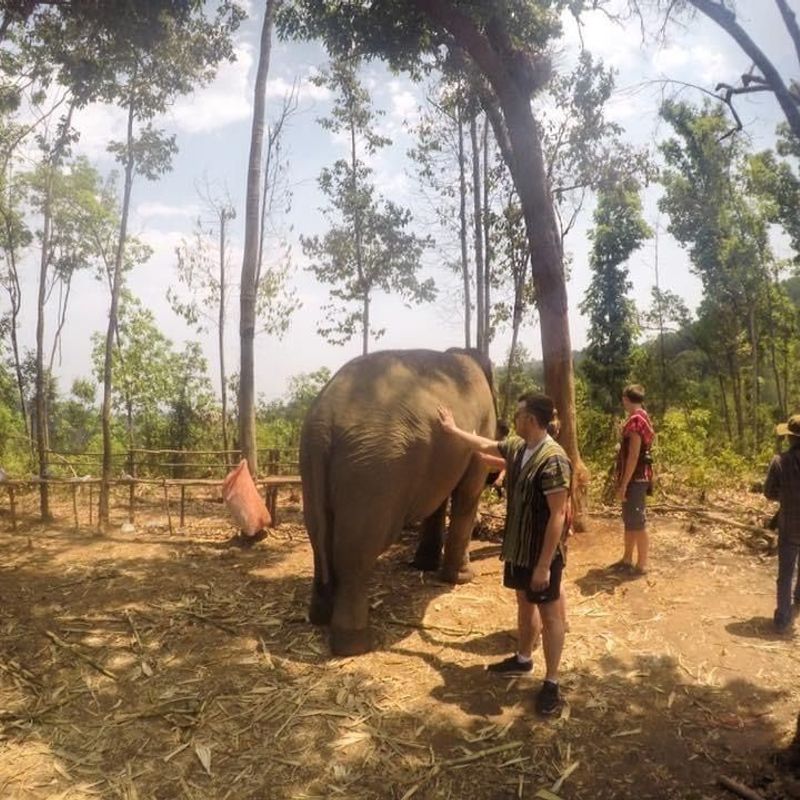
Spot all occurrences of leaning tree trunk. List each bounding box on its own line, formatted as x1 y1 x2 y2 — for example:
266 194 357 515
470 114 485 353
34 172 53 521
482 114 492 356
457 106 471 349
414 0 589 528
239 0 277 476
218 208 229 463
100 96 136 528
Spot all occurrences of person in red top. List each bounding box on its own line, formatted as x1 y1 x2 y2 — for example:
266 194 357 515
613 384 655 575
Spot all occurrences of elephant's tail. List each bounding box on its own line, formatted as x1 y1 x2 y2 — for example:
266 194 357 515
299 426 332 587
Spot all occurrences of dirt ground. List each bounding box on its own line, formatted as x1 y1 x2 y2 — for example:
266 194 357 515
1 487 799 800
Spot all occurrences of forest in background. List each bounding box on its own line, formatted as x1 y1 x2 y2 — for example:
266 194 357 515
0 0 798 515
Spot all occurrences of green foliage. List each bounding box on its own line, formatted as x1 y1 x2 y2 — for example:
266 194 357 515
257 367 331 448
580 182 651 413
494 344 542 423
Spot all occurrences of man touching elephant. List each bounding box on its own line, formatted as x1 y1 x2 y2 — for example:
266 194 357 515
438 392 571 715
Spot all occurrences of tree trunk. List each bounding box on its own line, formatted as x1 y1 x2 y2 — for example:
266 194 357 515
457 106 471 349
718 373 733 444
35 171 52 521
748 303 759 455
482 114 492 356
503 287 524 421
218 207 229 463
239 0 277 477
500 93 589 528
100 95 136 528
362 294 370 356
470 113 484 353
350 99 368 355
728 352 745 450
412 0 589 528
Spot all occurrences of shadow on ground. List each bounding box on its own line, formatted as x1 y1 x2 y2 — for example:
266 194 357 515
0 511 796 799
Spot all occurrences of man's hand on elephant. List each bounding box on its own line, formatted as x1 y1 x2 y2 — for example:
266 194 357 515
437 405 457 433
530 565 550 593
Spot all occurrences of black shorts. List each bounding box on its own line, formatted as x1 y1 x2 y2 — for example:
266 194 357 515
503 549 564 605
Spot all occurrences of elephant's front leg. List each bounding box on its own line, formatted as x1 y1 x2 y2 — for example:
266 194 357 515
411 500 447 571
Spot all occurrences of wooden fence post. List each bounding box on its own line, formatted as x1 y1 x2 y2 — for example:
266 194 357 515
89 484 93 526
8 485 16 532
72 484 79 531
128 448 136 523
163 479 173 535
180 485 186 528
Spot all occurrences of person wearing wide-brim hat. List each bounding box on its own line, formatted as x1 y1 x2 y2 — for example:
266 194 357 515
764 414 800 632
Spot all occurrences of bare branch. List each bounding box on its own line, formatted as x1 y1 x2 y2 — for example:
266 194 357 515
687 0 800 140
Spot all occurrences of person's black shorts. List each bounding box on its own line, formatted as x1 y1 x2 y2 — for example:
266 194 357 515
503 549 564 605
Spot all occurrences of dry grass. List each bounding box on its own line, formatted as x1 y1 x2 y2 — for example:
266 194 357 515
0 488 798 799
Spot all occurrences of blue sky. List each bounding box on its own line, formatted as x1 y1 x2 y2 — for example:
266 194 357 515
9 0 797 404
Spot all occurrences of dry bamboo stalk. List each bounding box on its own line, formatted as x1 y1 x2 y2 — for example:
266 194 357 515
44 630 117 680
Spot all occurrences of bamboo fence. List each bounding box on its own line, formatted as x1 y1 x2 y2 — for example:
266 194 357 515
2 447 302 532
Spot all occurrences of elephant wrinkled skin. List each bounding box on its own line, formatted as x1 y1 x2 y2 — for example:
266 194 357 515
299 348 497 656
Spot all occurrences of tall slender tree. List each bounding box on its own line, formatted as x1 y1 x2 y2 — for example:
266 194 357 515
580 183 651 414
279 1 593 525
240 0 279 477
301 56 433 354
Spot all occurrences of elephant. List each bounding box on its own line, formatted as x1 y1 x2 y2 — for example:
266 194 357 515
299 347 497 656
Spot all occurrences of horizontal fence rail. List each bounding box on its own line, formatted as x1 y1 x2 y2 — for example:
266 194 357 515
3 446 304 533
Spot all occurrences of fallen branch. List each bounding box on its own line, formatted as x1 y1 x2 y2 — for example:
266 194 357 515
649 505 773 537
386 614 477 637
717 775 766 800
44 630 117 680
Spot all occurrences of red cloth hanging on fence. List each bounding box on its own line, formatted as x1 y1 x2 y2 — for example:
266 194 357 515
222 459 271 536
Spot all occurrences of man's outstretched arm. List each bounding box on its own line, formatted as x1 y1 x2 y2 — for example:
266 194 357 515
438 406 502 458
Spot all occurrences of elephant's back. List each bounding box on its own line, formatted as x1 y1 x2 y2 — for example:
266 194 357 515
307 349 494 483
321 349 490 434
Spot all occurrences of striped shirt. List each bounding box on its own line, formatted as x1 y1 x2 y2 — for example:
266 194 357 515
497 435 572 568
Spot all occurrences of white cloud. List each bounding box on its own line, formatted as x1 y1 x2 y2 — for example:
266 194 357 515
559 6 644 72
71 104 128 162
166 44 253 134
388 81 419 127
652 44 729 84
266 73 331 103
135 202 200 222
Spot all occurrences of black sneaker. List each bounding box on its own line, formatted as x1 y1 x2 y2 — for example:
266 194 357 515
487 655 533 675
535 680 562 715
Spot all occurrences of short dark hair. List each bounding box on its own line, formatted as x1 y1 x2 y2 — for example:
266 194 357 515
623 384 645 403
518 392 555 428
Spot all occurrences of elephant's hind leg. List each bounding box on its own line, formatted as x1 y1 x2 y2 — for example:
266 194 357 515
411 501 447 571
329 520 382 656
308 548 334 625
440 461 484 584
